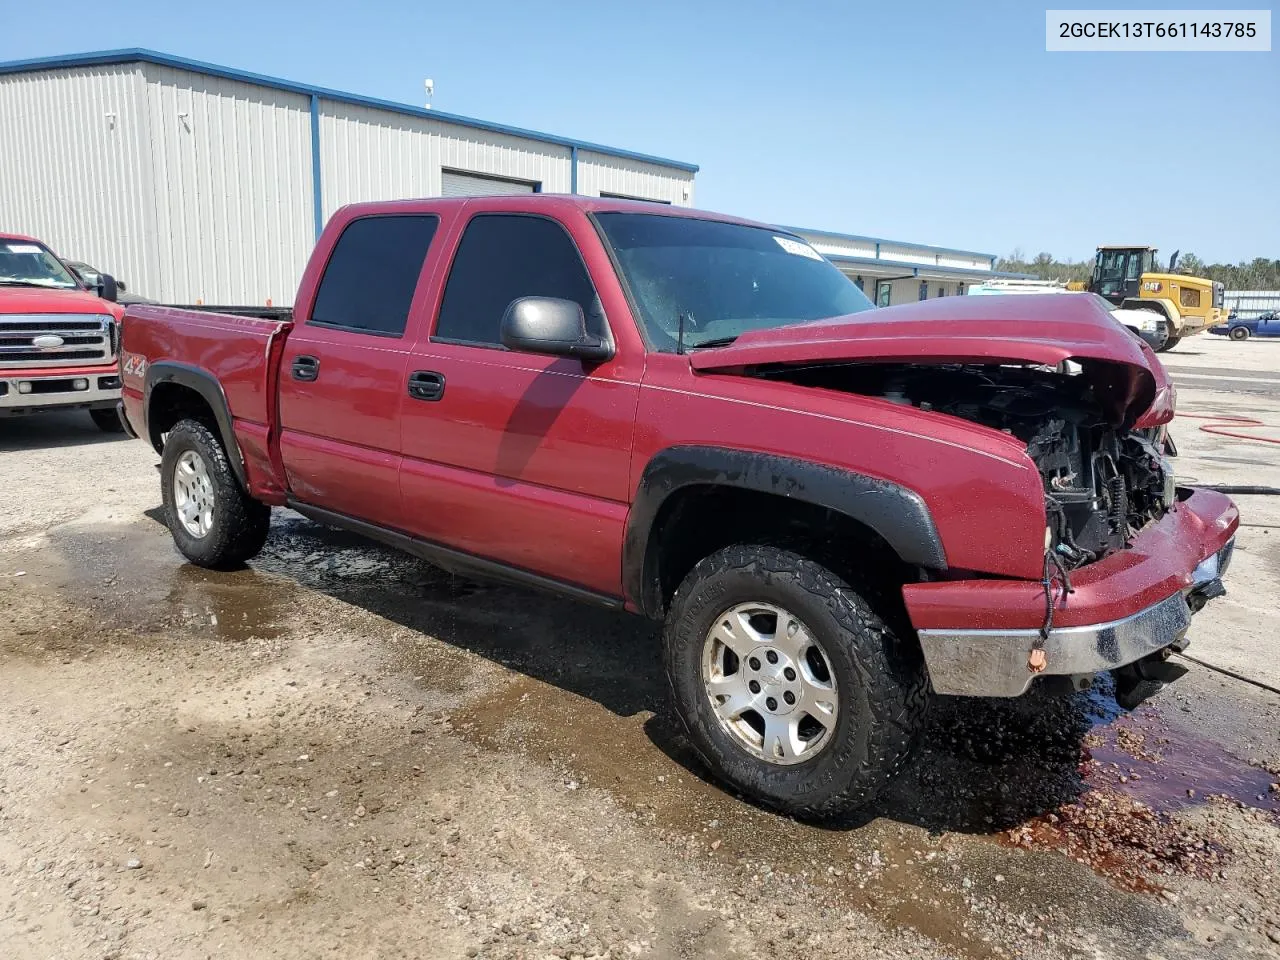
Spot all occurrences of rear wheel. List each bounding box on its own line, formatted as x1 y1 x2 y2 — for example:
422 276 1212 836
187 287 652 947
1229 325 1251 341
160 419 270 569
90 407 125 432
663 544 929 818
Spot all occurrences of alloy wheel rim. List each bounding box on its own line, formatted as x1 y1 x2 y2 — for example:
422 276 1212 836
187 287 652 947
173 450 214 538
701 602 839 765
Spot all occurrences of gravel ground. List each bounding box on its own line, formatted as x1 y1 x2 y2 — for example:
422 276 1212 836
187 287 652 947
2 334 1279 960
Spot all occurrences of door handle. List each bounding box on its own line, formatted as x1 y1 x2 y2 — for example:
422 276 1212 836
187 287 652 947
408 370 445 402
291 355 320 382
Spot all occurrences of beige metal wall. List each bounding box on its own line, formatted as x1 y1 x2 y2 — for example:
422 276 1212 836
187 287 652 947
139 64 315 305
575 149 694 205
318 101 573 218
0 64 155 299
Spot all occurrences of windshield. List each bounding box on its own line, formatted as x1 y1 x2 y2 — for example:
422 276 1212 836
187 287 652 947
1096 249 1132 282
596 213 874 351
0 240 81 289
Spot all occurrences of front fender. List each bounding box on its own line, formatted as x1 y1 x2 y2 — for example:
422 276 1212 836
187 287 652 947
623 446 947 617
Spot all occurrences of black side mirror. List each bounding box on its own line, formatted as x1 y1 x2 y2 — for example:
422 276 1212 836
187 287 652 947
117 279 128 292
96 273 119 302
500 296 613 363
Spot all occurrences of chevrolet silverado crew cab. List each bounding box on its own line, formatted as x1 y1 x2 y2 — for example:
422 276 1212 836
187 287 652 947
1 233 126 430
119 196 1238 817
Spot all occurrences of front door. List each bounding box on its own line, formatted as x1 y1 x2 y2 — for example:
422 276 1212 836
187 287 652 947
398 211 639 597
277 213 439 527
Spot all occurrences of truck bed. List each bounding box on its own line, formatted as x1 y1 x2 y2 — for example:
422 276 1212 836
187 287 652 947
120 303 294 499
156 304 294 321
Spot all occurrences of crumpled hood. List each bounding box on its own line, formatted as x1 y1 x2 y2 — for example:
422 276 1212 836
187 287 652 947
0 286 122 317
689 293 1160 426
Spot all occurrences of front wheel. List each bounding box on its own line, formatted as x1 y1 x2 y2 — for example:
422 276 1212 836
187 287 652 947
1229 325 1251 341
160 419 270 569
663 545 929 818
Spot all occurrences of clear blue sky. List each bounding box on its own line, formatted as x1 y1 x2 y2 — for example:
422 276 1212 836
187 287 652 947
2 0 1276 262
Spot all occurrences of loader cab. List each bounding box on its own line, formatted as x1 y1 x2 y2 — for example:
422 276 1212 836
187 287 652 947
1090 246 1159 305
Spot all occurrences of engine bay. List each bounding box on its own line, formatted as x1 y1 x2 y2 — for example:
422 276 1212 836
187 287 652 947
756 362 1176 567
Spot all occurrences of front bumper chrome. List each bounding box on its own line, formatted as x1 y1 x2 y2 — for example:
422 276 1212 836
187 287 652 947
0 374 121 414
918 536 1234 698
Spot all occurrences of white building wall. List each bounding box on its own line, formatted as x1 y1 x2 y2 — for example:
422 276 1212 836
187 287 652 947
801 234 878 260
319 101 573 218
139 64 315 305
1 57 697 304
938 252 991 270
0 64 155 299
575 150 694 206
877 243 936 267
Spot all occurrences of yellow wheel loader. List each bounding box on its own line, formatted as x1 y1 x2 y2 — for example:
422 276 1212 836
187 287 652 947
1088 245 1226 352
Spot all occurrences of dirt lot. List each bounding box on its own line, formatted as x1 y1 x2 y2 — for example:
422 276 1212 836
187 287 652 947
2 334 1279 960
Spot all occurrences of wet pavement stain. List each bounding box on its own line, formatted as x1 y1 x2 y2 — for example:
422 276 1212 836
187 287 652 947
996 692 1278 892
448 675 1017 960
1085 706 1280 817
9 508 1277 957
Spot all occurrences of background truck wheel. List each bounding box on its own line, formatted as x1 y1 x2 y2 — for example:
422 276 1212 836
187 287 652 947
663 544 928 818
160 418 270 569
1229 325 1251 341
90 407 125 432
1144 316 1178 352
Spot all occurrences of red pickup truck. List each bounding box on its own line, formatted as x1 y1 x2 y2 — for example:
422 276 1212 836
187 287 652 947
119 196 1237 816
1 233 125 430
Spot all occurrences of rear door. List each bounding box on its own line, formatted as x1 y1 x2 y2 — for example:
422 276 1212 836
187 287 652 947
277 214 440 527
397 208 642 597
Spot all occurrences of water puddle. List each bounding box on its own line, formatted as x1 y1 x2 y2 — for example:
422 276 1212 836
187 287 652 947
1085 707 1280 816
1000 688 1278 891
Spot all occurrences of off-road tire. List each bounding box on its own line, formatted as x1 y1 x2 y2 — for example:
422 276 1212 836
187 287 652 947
90 407 125 432
161 418 270 569
663 544 929 818
1229 325 1251 341
1157 334 1181 353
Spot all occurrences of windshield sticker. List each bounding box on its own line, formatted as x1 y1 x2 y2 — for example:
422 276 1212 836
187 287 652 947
3 243 43 254
773 236 823 261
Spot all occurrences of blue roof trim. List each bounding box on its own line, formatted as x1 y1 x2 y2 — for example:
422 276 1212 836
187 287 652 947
824 253 1033 279
0 48 700 174
781 223 997 263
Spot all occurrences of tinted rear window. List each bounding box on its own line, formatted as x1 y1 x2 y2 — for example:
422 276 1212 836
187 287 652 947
310 215 439 336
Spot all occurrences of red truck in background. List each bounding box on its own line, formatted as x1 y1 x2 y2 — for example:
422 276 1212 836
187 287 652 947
118 196 1237 817
1 233 126 431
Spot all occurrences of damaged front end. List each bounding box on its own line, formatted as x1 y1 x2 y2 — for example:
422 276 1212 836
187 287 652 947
753 357 1234 704
756 360 1178 570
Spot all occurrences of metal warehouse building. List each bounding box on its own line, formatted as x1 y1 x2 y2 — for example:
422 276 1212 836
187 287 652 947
787 226 1010 305
0 49 698 305
1 48 1018 307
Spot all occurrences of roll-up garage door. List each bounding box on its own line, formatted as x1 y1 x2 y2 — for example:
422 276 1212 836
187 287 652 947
440 170 539 197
